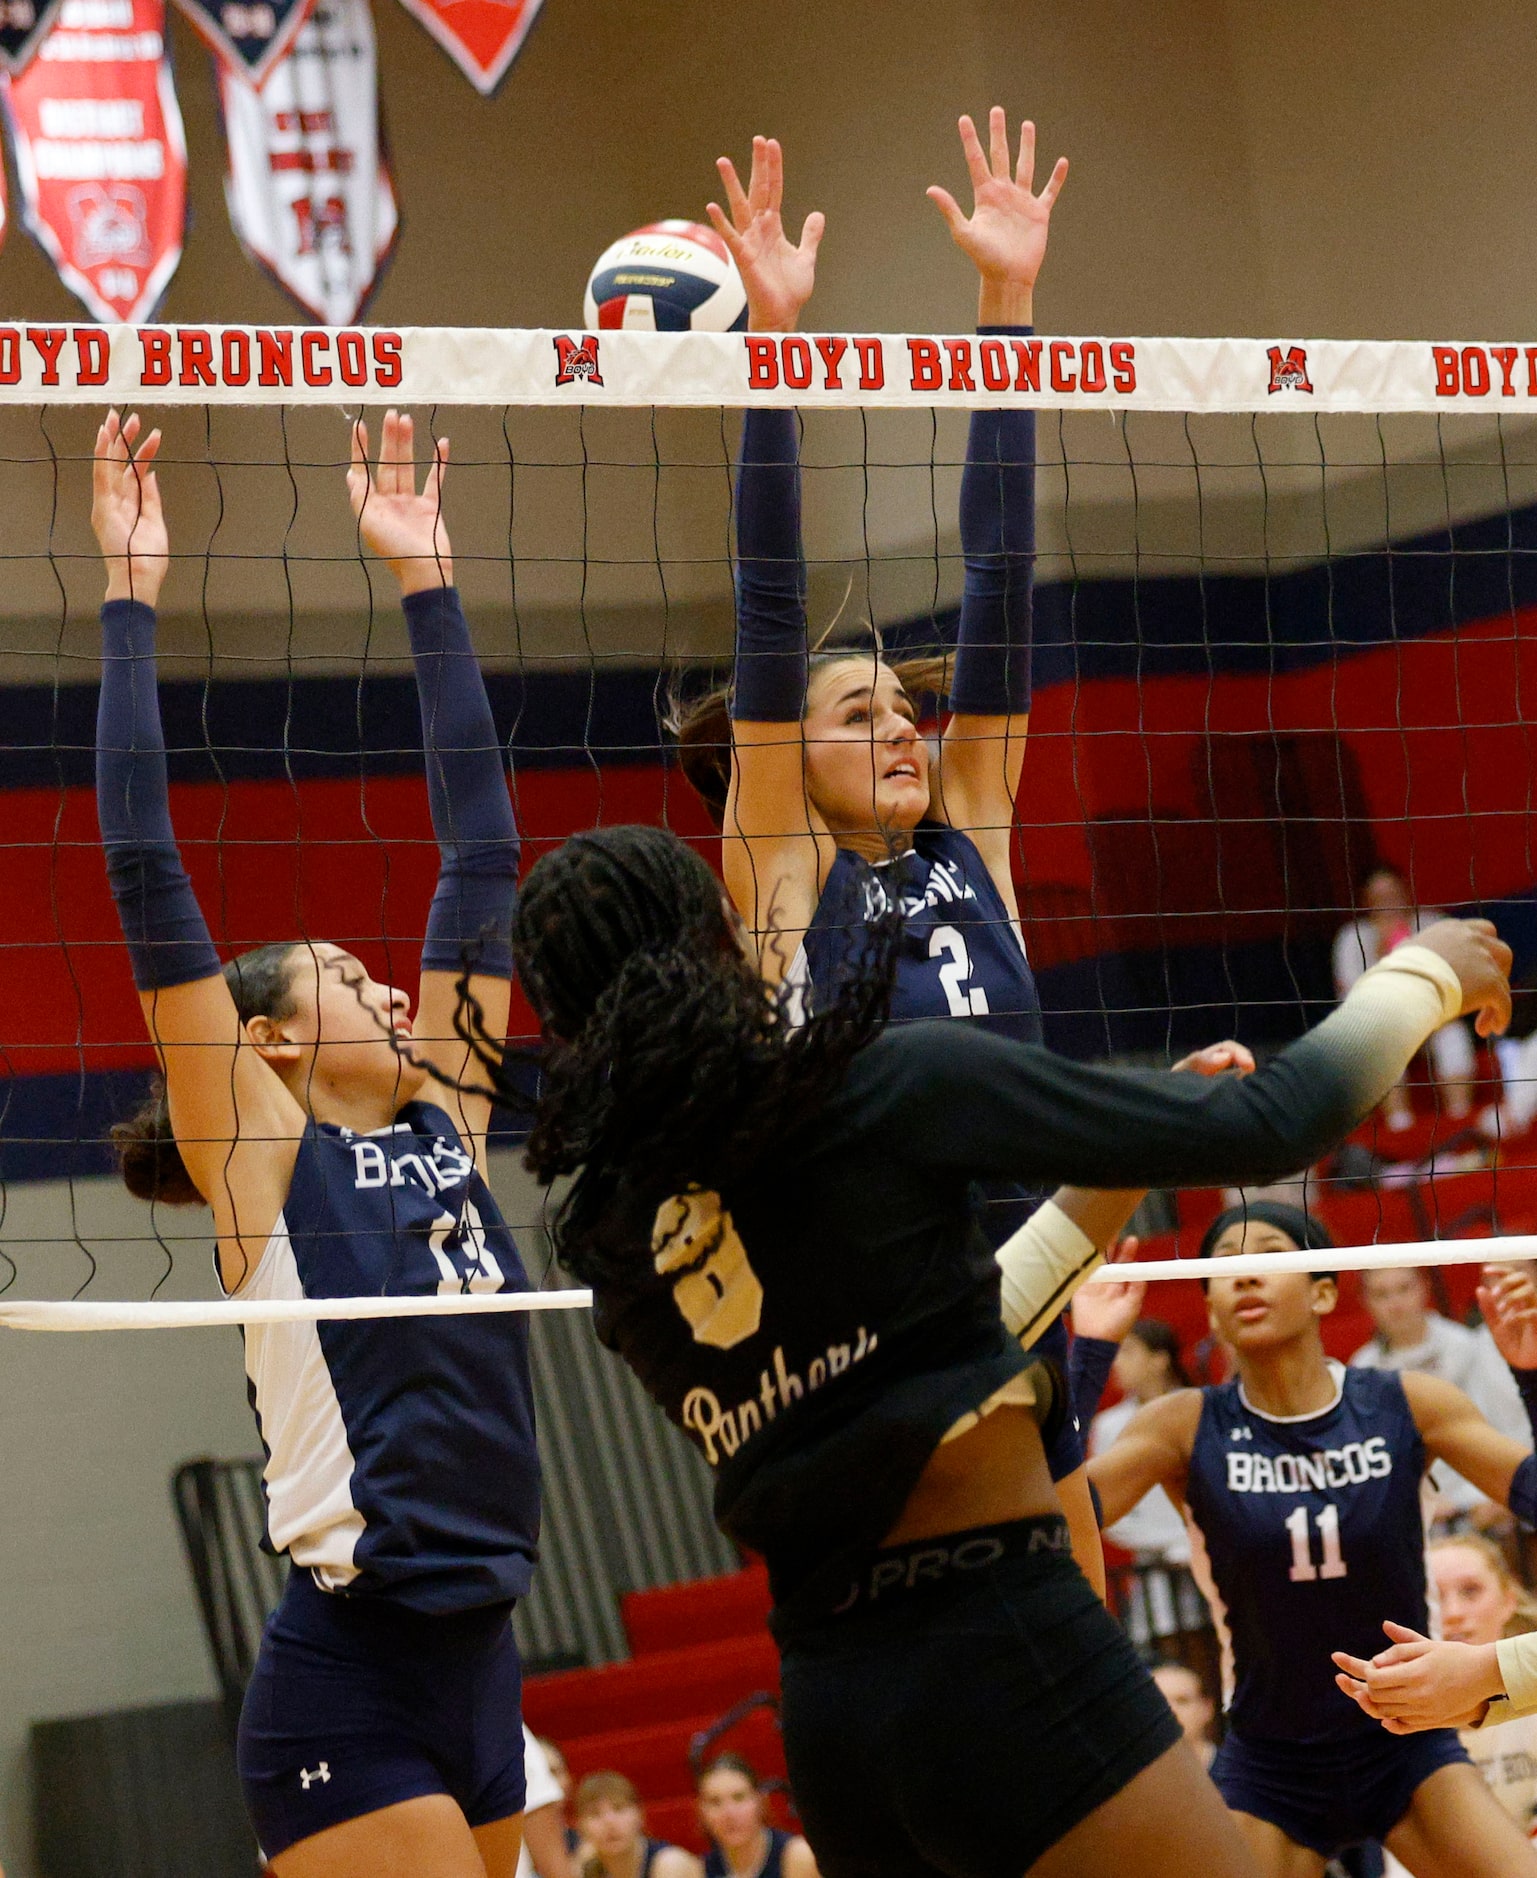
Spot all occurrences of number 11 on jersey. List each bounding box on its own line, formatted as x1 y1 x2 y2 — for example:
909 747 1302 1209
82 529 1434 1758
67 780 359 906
1285 1504 1347 1582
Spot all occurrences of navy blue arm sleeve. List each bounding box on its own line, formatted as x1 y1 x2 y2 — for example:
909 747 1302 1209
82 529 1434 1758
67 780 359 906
96 600 222 993
1069 1335 1119 1435
405 586 519 980
948 326 1035 718
1506 1369 1537 1527
732 408 809 723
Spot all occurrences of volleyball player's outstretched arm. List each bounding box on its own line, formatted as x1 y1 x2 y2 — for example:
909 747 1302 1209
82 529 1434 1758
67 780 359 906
347 411 517 1163
92 411 305 1268
901 920 1509 1194
927 108 1067 900
707 135 832 976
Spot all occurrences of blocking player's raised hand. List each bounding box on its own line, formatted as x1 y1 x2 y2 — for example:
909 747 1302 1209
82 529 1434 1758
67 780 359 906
348 409 453 597
707 135 824 334
926 107 1068 326
93 409 168 608
1070 1237 1147 1345
1477 1263 1537 1371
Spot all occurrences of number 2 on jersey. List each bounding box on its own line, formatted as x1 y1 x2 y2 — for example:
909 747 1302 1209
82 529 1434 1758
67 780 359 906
930 926 991 1017
1285 1504 1347 1582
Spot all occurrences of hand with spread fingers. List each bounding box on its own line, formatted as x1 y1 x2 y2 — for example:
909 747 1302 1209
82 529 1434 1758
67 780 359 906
926 106 1069 325
92 409 168 608
347 408 453 596
1477 1262 1537 1371
707 134 825 335
1071 1236 1147 1345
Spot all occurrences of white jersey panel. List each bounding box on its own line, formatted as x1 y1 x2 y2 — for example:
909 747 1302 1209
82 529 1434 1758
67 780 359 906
234 1213 365 1584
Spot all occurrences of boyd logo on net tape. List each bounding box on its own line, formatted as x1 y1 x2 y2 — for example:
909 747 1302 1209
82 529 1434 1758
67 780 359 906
3 325 1537 409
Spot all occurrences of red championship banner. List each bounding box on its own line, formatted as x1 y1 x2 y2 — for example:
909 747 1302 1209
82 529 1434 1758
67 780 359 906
2 0 185 320
392 0 542 96
219 0 396 324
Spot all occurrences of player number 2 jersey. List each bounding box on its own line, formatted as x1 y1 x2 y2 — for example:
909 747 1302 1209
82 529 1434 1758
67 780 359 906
1184 1363 1430 1743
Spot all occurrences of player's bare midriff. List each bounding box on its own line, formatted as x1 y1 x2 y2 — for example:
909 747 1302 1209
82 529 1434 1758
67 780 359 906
883 1403 1058 1546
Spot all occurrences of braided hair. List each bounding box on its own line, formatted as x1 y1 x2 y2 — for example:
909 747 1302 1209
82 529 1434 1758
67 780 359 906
486 824 895 1286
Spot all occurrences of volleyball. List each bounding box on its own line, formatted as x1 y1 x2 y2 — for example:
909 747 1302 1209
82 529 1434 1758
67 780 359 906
582 219 748 332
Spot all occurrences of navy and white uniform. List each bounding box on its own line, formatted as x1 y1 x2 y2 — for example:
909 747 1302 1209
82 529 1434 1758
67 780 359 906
791 822 1088 1476
235 1101 540 1855
1186 1364 1467 1856
705 1827 793 1877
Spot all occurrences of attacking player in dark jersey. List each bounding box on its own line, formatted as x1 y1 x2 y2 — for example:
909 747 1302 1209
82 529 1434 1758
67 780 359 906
92 409 539 1878
1087 1202 1537 1877
671 113 1148 1588
472 804 1510 1878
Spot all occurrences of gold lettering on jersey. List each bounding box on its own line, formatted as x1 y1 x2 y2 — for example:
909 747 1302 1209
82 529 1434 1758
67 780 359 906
652 1187 763 1351
679 1324 880 1466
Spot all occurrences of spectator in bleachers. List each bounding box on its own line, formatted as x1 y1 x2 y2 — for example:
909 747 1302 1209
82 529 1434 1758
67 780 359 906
696 1753 819 1877
1088 1319 1207 1639
1149 1661 1217 1773
540 1738 583 1859
1426 1535 1537 1836
1350 1266 1529 1526
1334 868 1477 1128
574 1772 702 1878
519 1730 579 1878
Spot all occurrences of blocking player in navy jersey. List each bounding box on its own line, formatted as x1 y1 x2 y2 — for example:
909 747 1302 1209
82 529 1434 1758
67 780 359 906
1087 1202 1537 1878
475 814 1510 1878
670 112 1139 1586
92 409 538 1878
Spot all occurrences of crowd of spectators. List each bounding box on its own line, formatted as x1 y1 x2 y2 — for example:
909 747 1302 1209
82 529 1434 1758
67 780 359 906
516 1747 819 1878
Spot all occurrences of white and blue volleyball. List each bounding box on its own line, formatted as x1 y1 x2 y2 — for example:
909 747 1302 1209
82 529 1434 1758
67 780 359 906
582 220 747 332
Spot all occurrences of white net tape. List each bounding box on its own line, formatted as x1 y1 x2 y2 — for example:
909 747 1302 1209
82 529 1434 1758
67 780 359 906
0 322 1528 410
3 1239 1530 1330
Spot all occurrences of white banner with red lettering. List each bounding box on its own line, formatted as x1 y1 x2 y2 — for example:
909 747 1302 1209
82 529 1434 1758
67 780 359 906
219 0 396 325
1 327 1537 412
392 0 542 95
2 0 185 320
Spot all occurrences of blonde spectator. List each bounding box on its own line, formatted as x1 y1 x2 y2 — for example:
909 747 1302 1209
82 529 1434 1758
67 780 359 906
1430 1536 1537 1835
575 1772 702 1878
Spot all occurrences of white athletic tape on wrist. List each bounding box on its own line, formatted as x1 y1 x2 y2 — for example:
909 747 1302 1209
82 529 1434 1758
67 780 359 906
995 1199 1101 1347
1357 943 1463 1026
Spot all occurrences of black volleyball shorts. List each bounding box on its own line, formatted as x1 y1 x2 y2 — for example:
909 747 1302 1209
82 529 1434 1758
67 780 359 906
773 1514 1181 1878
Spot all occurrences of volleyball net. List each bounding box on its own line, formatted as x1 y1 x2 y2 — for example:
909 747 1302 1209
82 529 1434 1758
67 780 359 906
5 323 1537 1327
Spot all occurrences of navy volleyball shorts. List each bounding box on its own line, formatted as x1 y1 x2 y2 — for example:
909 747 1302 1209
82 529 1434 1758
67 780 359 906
1212 1723 1469 1858
238 1570 526 1858
773 1514 1181 1878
